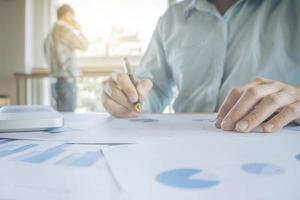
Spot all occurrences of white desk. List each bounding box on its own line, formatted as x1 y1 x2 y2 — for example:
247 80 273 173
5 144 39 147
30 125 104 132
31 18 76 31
0 113 299 200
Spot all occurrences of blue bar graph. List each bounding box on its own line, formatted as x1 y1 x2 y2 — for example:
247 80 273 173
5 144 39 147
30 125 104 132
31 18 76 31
71 151 102 167
21 144 72 163
55 153 80 165
0 144 38 158
55 151 102 167
14 151 39 161
0 140 102 168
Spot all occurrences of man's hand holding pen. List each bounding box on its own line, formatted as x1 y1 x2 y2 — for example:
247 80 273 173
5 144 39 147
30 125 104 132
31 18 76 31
102 59 153 118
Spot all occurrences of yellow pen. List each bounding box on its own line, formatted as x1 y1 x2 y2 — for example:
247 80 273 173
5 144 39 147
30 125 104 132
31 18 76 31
122 57 143 113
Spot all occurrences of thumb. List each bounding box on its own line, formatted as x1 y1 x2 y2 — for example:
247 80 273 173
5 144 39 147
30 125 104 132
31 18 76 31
136 79 153 101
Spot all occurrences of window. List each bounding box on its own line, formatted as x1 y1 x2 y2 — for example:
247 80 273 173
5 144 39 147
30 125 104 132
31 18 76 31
52 0 168 58
49 0 168 112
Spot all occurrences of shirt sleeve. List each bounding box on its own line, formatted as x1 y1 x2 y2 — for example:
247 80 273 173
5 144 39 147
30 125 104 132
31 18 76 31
135 17 174 113
54 24 88 51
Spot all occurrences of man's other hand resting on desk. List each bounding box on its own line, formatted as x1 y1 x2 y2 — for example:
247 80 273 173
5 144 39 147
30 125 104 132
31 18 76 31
215 78 300 133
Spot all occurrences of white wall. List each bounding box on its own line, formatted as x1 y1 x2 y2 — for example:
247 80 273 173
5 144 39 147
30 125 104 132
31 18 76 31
0 0 50 105
0 0 26 104
31 0 50 69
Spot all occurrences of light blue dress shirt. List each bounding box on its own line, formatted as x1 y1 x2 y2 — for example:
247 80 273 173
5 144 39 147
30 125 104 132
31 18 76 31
136 0 300 113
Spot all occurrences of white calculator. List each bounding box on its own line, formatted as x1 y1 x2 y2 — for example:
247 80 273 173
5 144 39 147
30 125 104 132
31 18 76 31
0 105 64 132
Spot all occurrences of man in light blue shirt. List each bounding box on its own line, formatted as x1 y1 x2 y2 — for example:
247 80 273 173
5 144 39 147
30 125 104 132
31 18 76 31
102 0 300 133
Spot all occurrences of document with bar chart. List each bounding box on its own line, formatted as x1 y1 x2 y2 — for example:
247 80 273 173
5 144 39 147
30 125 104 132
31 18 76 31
0 139 121 200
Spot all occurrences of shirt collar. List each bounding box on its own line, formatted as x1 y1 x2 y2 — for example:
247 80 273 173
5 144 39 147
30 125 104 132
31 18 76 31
184 0 197 19
184 0 246 19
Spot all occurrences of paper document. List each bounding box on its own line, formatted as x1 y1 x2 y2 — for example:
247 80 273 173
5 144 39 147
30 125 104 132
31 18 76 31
0 139 121 200
0 113 299 144
103 135 300 200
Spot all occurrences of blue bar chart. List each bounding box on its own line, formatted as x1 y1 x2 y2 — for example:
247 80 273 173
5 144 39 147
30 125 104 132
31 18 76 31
0 144 38 158
19 144 71 163
0 140 103 168
55 151 103 167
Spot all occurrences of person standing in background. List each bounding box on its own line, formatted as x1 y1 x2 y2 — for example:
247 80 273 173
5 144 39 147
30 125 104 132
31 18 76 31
44 4 88 112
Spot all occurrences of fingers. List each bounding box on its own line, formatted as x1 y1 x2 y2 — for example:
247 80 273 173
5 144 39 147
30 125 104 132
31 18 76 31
220 82 282 131
102 93 138 118
102 72 153 118
216 79 262 128
136 79 153 101
215 88 243 128
235 91 297 132
103 79 134 110
113 73 139 103
262 101 300 132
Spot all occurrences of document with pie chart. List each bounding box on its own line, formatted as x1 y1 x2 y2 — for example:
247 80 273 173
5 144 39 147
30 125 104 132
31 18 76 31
103 134 300 200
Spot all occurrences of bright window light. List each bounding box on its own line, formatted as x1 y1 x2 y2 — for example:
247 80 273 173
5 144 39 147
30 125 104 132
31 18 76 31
53 0 168 57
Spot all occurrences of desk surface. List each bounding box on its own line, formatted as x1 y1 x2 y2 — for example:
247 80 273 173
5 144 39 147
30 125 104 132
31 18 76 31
0 112 299 200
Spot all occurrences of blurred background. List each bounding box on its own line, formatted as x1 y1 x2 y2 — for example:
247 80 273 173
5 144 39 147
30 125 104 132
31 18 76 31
0 0 180 112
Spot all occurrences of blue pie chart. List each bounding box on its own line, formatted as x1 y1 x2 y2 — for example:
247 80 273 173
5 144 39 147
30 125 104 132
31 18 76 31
296 154 300 161
156 168 220 189
241 163 284 176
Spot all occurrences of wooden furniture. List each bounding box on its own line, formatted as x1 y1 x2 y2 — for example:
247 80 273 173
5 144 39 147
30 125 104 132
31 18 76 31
14 66 122 105
0 95 10 106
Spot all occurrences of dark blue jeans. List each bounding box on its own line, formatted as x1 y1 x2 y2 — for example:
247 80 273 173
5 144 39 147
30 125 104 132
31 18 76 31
52 77 77 112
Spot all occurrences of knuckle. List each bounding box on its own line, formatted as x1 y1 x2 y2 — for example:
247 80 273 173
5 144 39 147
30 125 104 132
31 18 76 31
230 107 244 121
217 106 229 118
274 81 284 89
144 79 153 87
246 87 259 97
285 105 297 115
264 94 280 106
246 111 260 125
116 73 127 83
273 115 287 128
123 85 135 94
230 88 242 97
255 77 267 83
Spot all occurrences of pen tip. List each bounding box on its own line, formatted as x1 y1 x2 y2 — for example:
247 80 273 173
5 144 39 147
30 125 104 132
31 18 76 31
135 103 142 113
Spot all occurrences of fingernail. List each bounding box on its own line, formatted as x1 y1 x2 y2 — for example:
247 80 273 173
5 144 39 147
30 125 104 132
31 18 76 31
236 121 249 132
264 123 274 132
215 117 222 128
129 94 138 103
221 118 235 131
